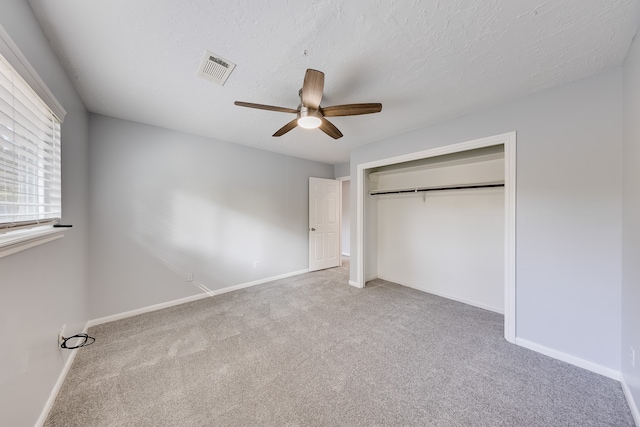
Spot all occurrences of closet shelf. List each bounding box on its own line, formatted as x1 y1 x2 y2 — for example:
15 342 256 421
369 181 504 196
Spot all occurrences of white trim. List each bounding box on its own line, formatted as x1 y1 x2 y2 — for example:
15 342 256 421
0 24 66 121
515 338 620 380
88 269 309 327
339 178 343 266
369 151 505 178
503 133 517 343
356 164 365 288
379 275 504 314
348 280 362 288
356 132 517 342
0 227 65 259
356 132 515 172
88 293 211 327
35 322 89 427
621 376 640 426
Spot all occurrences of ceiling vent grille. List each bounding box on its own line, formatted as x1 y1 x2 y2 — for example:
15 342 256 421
198 51 236 86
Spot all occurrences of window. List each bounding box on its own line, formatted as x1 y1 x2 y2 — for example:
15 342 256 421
0 53 62 232
0 25 67 257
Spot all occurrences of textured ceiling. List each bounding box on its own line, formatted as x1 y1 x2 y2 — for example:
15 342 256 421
28 0 640 164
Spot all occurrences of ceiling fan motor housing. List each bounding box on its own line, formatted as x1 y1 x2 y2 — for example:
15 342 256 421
298 106 322 129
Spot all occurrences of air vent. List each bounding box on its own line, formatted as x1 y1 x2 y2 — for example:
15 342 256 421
198 51 236 86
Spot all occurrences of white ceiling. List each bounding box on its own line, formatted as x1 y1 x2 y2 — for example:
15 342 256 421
28 0 640 164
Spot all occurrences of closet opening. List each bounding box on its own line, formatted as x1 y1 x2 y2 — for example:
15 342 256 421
355 132 516 343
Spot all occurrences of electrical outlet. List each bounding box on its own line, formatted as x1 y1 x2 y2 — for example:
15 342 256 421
186 272 194 282
58 325 66 349
631 347 636 368
253 261 258 269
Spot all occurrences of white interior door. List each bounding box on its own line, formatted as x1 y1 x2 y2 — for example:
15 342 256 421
309 177 341 272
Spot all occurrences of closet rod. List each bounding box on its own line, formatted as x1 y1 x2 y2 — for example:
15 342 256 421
369 182 504 196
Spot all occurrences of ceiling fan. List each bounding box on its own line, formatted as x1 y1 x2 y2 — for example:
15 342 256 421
234 69 382 139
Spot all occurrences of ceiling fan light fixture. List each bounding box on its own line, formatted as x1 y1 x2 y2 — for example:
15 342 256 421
298 107 322 129
235 69 381 139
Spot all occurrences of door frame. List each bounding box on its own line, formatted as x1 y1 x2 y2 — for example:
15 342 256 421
354 132 517 343
336 176 350 262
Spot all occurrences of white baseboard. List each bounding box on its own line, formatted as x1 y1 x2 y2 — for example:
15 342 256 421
621 375 640 426
35 322 89 427
377 275 503 314
515 338 620 381
87 269 309 327
217 269 308 295
348 280 363 288
87 293 211 327
347 276 377 288
342 252 350 257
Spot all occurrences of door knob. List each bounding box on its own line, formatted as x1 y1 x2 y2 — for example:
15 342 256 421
310 228 316 231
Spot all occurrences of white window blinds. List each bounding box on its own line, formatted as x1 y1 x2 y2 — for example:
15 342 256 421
0 53 62 232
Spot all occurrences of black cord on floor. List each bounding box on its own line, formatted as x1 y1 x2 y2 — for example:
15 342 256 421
60 333 95 349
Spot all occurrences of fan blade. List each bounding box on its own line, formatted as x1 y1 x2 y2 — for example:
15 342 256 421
273 119 298 137
234 101 298 114
301 69 324 109
320 103 382 117
319 118 343 139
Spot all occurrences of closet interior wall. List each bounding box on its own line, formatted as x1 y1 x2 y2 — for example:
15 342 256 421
370 148 506 313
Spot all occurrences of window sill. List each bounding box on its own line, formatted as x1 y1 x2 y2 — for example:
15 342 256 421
0 226 65 259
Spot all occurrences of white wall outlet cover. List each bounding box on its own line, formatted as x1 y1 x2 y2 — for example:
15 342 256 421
58 326 66 348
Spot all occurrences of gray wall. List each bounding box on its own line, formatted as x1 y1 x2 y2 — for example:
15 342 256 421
622 29 640 416
0 2 90 426
334 162 350 178
89 114 334 319
351 69 623 371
